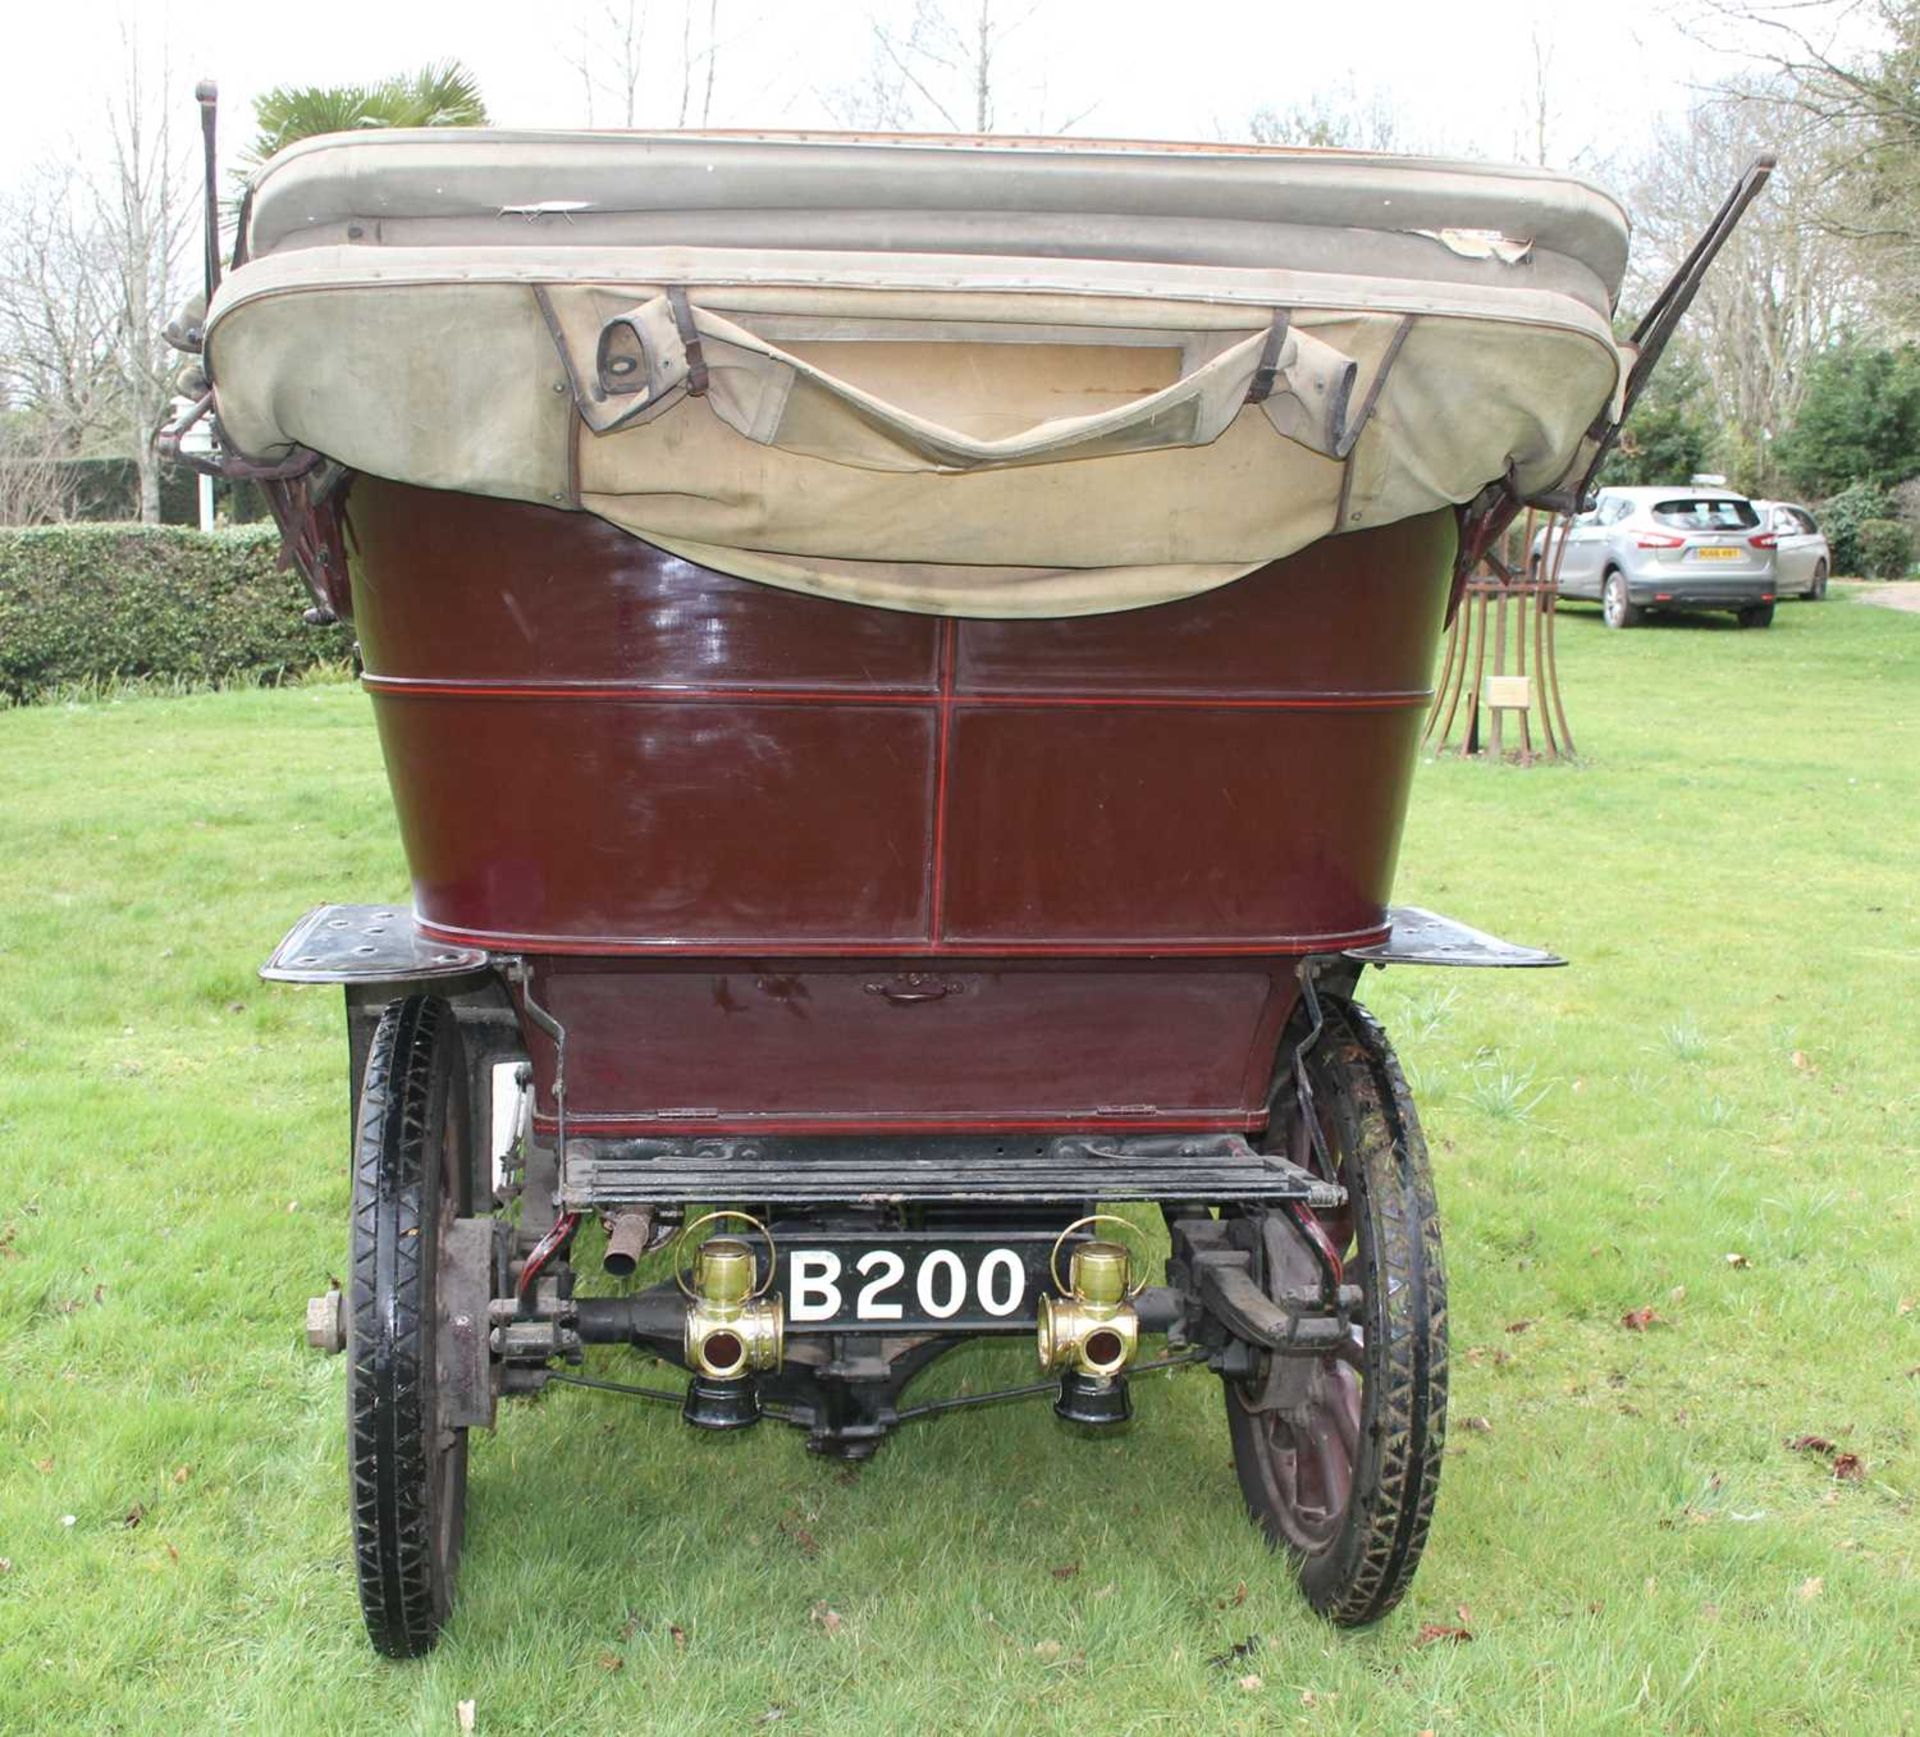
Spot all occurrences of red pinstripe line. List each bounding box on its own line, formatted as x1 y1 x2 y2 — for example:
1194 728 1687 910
363 676 934 703
949 691 1429 711
928 621 958 942
360 674 1430 711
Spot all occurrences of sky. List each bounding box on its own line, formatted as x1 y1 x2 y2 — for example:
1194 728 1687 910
0 0 1790 203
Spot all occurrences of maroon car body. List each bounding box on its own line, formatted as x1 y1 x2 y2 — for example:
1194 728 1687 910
346 479 1452 1142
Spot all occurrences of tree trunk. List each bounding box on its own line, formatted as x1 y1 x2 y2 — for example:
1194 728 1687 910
137 440 162 524
974 0 992 133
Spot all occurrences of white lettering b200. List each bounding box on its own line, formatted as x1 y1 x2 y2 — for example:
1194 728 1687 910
788 1250 843 1322
784 1247 1029 1321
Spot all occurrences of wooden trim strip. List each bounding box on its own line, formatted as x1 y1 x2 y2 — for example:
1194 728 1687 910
416 916 1391 959
533 1112 1262 1137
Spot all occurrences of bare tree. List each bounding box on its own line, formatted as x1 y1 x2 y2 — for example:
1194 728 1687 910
1519 21 1556 167
1244 81 1422 153
570 0 725 128
1625 82 1864 487
0 163 118 455
701 0 721 126
823 2 1085 135
95 32 193 523
0 416 77 526
1687 0 1920 330
2 31 198 523
573 0 649 126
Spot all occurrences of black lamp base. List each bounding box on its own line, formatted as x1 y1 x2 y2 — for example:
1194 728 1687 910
1054 1370 1132 1427
682 1374 761 1431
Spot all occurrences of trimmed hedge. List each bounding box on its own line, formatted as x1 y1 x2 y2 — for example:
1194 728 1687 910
0 524 355 702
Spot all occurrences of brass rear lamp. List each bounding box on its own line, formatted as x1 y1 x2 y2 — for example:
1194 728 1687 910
1036 1238 1140 1378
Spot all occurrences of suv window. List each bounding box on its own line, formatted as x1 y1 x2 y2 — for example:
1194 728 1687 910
1652 498 1759 530
1601 496 1635 524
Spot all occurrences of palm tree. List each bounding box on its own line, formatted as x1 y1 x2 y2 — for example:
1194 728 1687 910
242 60 489 170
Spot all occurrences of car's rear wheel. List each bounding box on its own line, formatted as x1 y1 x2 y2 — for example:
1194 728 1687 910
1225 999 1447 1627
348 994 473 1658
1738 602 1775 629
1806 560 1828 601
1602 570 1641 629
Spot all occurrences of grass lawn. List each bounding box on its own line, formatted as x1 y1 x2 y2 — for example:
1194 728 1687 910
1 592 1915 1735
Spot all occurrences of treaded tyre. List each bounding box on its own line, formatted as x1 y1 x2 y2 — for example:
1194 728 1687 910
1226 998 1447 1627
1602 569 1641 629
1737 601 1775 628
348 994 472 1658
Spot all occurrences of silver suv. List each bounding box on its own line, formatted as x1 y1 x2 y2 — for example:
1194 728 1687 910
1753 501 1832 600
1530 486 1780 628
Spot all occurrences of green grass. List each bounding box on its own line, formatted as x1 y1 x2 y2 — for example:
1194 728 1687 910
2 594 1916 1734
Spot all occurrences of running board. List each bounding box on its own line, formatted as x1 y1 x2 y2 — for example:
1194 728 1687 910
1345 904 1565 968
260 902 489 984
560 1133 1343 1211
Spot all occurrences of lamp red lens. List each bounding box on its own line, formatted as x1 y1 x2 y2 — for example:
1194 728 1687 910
1748 533 1778 548
1634 533 1686 549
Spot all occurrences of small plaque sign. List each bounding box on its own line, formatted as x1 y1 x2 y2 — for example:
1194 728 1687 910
1483 673 1532 711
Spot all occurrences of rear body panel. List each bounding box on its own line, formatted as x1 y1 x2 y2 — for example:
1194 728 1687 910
529 957 1295 1136
343 479 1454 1132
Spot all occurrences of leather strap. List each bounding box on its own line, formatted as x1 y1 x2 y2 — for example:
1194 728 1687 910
1245 310 1292 404
667 286 709 397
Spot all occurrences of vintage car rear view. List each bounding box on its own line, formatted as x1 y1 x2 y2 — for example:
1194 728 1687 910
162 89 1768 1656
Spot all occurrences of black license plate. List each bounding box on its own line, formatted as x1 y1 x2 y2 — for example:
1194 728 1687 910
774 1229 1064 1332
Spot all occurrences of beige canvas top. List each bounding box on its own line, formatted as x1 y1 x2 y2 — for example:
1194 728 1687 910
205 130 1633 616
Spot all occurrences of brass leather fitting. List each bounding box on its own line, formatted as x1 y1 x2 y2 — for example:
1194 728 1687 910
1036 1239 1139 1378
683 1237 783 1378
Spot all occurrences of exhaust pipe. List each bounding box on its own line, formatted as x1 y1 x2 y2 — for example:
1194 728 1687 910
601 1207 656 1277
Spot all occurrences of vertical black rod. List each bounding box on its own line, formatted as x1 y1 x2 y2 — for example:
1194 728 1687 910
195 80 221 304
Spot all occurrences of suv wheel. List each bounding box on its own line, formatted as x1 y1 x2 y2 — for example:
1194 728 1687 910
1602 570 1641 629
1806 560 1828 601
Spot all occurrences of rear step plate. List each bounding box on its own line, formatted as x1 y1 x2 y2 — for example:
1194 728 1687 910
561 1133 1342 1210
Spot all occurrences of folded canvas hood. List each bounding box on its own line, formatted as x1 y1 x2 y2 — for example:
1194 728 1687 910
204 129 1632 616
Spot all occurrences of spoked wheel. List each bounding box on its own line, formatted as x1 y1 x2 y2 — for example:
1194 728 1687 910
348 994 473 1657
1806 560 1828 602
1225 997 1447 1627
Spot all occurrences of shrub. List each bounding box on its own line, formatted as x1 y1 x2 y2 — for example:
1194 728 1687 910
1598 347 1713 488
0 524 354 703
1893 474 1920 538
1859 518 1915 580
1818 480 1893 576
1775 340 1920 496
